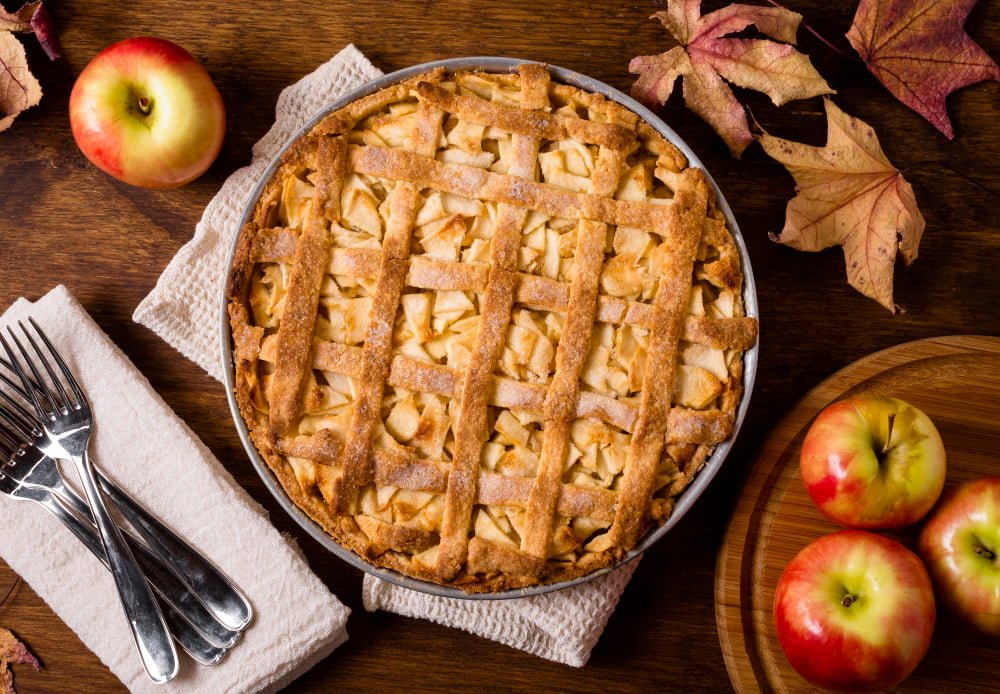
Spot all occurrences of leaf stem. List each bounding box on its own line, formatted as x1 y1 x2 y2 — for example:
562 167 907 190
765 0 862 62
882 413 896 455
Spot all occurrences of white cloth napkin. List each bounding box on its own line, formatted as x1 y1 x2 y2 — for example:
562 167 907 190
133 44 638 668
0 286 350 693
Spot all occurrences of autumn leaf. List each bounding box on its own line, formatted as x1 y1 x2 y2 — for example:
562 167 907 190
0 1 58 134
760 99 924 312
0 627 39 694
0 30 42 133
846 0 1000 139
629 0 834 156
0 3 34 32
0 2 60 60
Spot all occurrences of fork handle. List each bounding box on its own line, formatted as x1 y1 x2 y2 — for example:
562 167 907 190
51 482 242 648
94 463 253 631
73 449 179 683
34 493 227 665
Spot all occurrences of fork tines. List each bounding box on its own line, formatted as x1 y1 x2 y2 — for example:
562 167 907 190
0 427 21 462
0 393 36 449
1 319 84 422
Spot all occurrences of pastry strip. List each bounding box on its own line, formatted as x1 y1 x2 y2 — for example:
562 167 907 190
304 341 735 441
272 430 617 524
416 81 635 150
436 64 550 581
521 147 624 560
254 237 754 347
610 169 710 547
312 81 421 137
266 139 344 436
333 99 444 512
348 145 675 232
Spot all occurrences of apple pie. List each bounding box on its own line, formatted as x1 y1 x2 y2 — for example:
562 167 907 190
227 63 758 592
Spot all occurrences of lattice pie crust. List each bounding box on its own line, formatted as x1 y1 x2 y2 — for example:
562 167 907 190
227 64 758 592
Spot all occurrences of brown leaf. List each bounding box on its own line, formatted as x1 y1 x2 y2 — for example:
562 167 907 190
0 3 60 60
0 30 42 133
0 2 36 32
0 627 39 694
846 0 1000 139
760 99 924 312
630 0 833 156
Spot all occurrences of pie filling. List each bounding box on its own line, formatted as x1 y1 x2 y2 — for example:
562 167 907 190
228 64 758 592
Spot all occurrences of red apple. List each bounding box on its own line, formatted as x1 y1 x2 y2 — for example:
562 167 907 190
918 477 1000 635
69 37 225 188
774 530 935 691
800 395 946 528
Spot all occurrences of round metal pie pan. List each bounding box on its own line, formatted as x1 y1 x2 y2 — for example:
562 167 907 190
221 56 759 600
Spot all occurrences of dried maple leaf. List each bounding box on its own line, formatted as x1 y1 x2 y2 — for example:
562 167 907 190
630 0 834 156
0 1 60 60
846 0 1000 139
0 30 42 133
760 99 925 312
0 627 39 694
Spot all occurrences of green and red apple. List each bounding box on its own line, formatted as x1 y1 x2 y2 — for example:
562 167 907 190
800 395 946 528
919 476 1000 635
774 530 936 691
69 37 225 188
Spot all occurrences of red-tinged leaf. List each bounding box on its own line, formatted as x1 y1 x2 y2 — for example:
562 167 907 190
0 627 39 694
846 0 1000 139
0 2 60 60
630 0 833 156
0 30 42 133
760 99 925 312
27 3 59 60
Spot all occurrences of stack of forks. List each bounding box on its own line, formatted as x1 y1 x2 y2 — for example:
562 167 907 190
0 318 252 683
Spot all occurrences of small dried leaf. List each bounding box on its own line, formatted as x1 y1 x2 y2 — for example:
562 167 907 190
0 3 60 60
846 0 999 139
760 99 925 312
0 31 42 133
0 627 40 694
630 0 833 156
0 4 34 32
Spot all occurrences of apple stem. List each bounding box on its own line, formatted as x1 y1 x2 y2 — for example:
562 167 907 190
882 413 896 455
974 545 996 561
138 96 151 115
841 594 854 608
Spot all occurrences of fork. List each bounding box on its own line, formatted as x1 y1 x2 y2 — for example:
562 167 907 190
0 404 241 650
1 319 178 683
0 354 253 633
0 432 229 664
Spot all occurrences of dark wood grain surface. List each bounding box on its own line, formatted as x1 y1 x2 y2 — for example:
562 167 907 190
0 1 996 692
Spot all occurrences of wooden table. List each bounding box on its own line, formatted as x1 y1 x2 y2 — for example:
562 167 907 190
0 1 996 691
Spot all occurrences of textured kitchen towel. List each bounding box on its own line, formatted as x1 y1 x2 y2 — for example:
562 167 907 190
363 561 639 667
133 44 383 381
0 285 349 693
133 44 639 668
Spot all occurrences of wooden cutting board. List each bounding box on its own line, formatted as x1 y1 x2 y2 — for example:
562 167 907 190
715 335 1000 693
